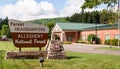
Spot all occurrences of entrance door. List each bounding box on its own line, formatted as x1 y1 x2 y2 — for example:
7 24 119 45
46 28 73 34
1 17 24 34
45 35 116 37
68 36 72 42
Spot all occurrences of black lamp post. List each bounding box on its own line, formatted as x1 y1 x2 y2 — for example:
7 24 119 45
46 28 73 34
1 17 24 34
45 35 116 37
93 17 97 44
39 57 44 67
93 6 97 44
95 22 97 44
93 20 97 44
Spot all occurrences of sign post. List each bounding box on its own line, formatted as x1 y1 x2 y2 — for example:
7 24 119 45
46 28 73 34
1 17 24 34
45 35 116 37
8 19 49 51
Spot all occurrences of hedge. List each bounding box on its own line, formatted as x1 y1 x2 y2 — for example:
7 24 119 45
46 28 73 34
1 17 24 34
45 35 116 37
104 39 120 46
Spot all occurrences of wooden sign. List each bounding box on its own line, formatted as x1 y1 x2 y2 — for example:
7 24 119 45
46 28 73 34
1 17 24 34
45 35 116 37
8 19 49 48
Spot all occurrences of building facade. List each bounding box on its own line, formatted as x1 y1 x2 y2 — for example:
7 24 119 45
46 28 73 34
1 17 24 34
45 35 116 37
51 22 119 44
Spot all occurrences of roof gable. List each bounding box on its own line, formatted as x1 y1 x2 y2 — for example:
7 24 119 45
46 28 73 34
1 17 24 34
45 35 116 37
52 24 63 32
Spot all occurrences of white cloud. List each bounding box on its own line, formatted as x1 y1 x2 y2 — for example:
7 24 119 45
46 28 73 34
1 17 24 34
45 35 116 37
0 0 58 21
60 0 85 17
0 0 86 21
60 0 108 17
0 0 107 21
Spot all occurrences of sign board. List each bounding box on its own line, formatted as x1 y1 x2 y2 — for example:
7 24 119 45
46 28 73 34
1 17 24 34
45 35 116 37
8 19 49 48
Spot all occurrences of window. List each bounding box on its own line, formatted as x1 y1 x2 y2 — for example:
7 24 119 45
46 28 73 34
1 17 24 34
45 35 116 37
115 34 120 39
82 35 86 41
97 35 100 38
68 36 72 41
105 34 110 40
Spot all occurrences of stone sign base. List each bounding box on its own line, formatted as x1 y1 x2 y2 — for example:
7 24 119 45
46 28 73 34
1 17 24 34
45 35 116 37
46 40 66 60
5 51 47 59
47 51 66 59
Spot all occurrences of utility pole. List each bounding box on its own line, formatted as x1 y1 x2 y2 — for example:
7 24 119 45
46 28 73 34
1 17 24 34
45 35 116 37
118 0 120 49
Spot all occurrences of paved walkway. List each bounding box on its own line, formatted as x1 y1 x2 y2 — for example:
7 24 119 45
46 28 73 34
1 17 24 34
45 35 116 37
63 43 120 55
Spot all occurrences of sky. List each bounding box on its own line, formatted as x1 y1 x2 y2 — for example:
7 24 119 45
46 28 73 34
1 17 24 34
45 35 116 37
0 0 108 21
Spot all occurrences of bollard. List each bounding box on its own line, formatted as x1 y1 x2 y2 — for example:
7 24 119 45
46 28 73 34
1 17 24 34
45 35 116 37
39 57 44 67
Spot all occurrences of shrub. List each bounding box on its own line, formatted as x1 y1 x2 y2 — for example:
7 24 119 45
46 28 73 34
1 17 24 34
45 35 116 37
87 34 100 44
112 39 118 46
104 39 111 45
76 39 84 43
62 41 72 44
104 39 120 46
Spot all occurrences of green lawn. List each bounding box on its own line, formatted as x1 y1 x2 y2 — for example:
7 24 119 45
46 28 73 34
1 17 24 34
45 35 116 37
0 41 40 51
0 41 120 69
97 47 120 51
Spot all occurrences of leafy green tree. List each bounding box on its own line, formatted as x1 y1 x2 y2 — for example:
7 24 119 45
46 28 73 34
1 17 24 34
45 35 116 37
44 22 55 39
0 17 9 30
67 9 116 24
81 0 117 9
1 25 9 37
91 11 100 23
100 10 108 24
81 0 100 9
0 18 2 23
100 9 117 24
87 12 93 23
0 30 1 38
0 18 3 30
7 29 11 38
69 13 82 22
1 17 8 25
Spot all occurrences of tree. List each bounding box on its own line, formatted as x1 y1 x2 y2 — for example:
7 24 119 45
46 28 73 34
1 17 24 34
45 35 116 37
100 9 117 24
91 11 100 23
0 17 9 30
67 9 116 24
81 0 117 9
0 18 2 30
0 18 2 23
1 25 9 37
1 17 8 25
7 29 11 38
69 13 82 22
81 0 100 9
44 22 55 39
85 12 93 23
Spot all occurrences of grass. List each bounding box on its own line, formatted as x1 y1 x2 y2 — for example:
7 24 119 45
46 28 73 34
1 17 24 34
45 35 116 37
97 47 120 51
0 41 40 51
0 41 120 69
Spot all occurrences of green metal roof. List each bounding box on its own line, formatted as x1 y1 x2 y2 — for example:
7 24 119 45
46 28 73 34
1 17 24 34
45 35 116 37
85 23 118 30
56 22 114 31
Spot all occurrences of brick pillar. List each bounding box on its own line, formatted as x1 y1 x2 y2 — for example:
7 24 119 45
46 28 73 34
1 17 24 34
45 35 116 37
61 32 66 42
75 31 79 42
